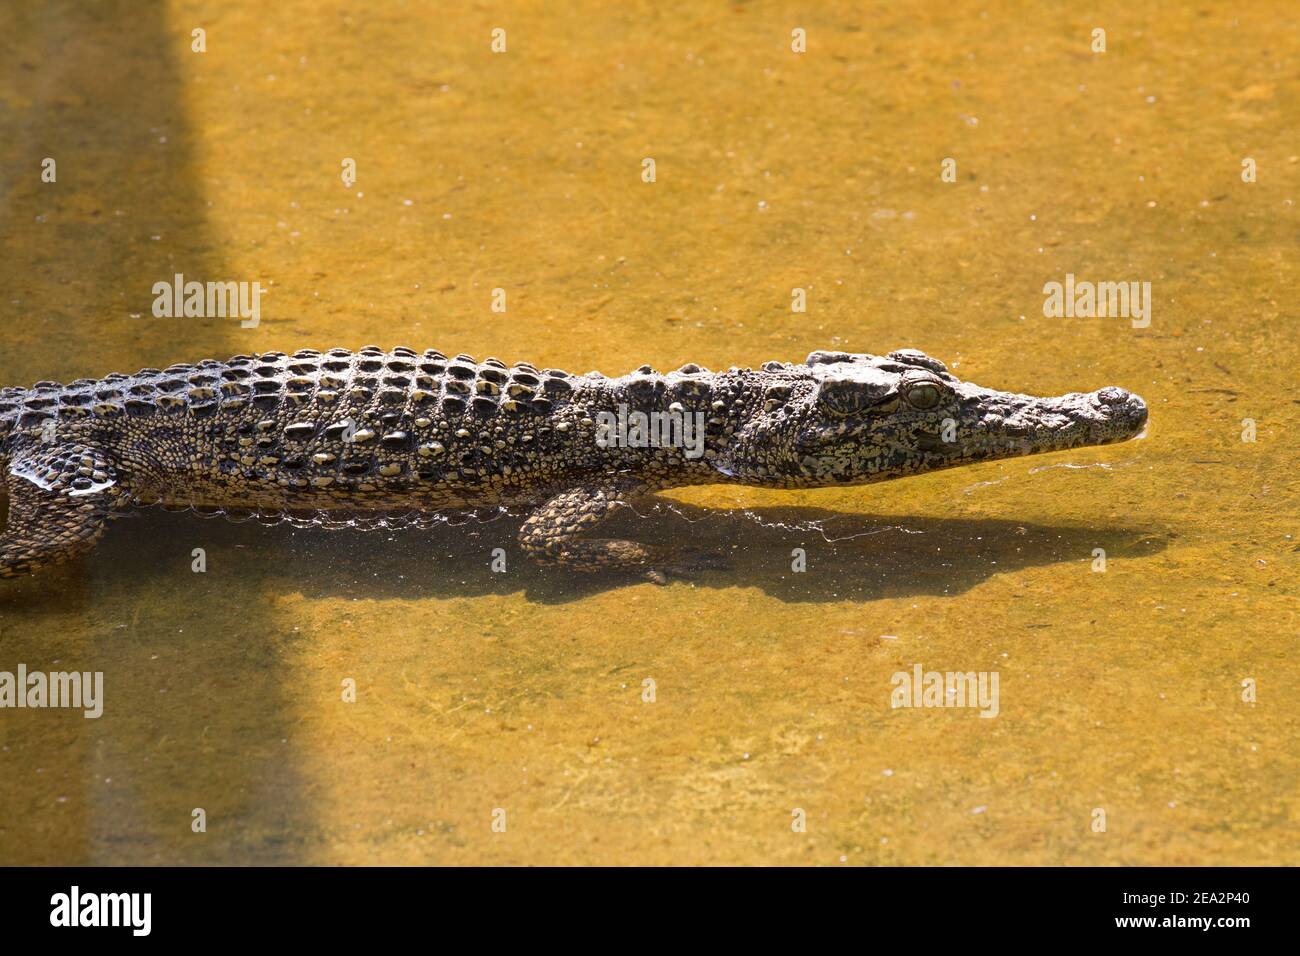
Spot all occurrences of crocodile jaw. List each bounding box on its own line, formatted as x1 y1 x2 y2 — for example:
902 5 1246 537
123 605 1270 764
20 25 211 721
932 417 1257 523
790 387 1148 486
899 382 1148 470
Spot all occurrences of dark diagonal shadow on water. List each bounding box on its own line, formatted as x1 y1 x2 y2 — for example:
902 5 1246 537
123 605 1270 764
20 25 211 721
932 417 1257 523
0 2 308 865
26 500 1171 607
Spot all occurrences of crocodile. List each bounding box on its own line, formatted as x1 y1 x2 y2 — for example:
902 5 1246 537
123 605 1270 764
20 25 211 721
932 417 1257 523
0 346 1147 580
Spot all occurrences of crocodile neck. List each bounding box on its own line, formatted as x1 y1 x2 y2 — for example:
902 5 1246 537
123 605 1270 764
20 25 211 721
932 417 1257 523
559 366 742 488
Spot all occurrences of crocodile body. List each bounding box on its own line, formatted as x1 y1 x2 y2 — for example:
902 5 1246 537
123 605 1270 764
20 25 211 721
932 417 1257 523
0 346 1147 579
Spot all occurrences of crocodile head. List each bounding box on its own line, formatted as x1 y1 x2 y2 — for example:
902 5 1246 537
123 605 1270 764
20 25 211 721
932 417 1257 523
717 349 1147 487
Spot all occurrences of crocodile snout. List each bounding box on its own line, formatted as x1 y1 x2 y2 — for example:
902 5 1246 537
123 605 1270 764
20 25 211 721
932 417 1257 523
1090 386 1147 440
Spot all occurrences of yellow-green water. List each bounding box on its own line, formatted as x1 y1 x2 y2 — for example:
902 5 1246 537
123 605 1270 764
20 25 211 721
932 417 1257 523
0 0 1296 865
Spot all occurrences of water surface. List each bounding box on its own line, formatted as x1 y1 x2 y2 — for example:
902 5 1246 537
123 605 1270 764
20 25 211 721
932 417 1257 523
0 0 1296 865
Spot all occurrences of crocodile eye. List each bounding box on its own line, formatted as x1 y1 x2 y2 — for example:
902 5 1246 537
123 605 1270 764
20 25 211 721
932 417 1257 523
904 382 942 410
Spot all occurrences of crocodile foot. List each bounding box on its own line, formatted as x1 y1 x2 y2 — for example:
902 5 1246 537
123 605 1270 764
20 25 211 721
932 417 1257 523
1 443 120 578
520 484 734 580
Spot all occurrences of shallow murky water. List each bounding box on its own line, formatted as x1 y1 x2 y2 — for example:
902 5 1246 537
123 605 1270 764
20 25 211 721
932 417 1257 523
0 1 1296 865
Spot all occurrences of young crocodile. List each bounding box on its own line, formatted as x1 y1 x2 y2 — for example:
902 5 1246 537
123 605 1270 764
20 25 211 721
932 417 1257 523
0 346 1147 579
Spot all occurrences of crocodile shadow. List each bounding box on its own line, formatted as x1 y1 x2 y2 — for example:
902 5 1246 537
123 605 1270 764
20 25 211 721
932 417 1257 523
19 499 1171 605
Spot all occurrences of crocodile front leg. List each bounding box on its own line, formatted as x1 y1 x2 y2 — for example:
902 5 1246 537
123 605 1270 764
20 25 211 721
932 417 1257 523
519 484 726 581
1 445 119 578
